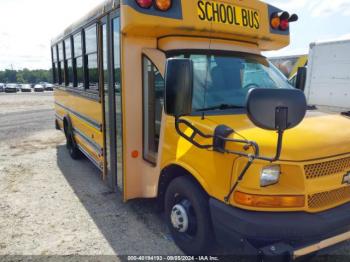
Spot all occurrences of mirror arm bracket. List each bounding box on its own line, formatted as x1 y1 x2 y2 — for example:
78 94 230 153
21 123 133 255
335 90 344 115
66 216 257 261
217 137 260 157
272 130 284 161
175 116 213 149
257 130 284 162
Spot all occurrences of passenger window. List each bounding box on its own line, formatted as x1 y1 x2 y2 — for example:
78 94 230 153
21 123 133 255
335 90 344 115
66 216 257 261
73 33 84 89
85 25 99 92
58 42 64 85
52 46 59 84
65 37 73 87
142 56 165 164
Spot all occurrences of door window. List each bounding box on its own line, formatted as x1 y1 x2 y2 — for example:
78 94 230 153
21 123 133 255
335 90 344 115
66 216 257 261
142 56 165 164
113 17 123 188
102 23 112 177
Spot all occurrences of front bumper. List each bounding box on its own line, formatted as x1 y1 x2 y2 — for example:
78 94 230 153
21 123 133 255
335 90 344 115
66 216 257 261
210 198 350 259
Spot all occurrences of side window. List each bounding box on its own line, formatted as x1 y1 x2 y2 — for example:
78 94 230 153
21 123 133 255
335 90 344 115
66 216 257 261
73 32 84 89
52 46 59 84
65 37 73 87
85 25 99 91
58 42 64 85
142 56 165 164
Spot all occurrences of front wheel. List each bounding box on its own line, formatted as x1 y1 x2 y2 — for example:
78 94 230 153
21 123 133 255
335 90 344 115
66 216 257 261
165 176 215 255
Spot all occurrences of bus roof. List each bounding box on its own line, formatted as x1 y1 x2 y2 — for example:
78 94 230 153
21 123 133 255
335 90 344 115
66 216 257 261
52 0 292 51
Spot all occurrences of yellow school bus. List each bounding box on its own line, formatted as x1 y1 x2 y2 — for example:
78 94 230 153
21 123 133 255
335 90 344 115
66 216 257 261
52 0 350 259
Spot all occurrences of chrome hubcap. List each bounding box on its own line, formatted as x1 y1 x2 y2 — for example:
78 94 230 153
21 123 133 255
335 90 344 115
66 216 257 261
171 204 189 233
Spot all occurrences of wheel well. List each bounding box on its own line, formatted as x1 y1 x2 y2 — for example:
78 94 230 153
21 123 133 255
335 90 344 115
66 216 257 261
157 164 206 212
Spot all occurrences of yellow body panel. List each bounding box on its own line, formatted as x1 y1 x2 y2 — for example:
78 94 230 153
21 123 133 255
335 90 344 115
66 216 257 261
54 88 103 167
160 111 350 213
121 0 290 50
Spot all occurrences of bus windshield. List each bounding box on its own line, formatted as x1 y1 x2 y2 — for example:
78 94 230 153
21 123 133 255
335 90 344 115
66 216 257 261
174 52 293 111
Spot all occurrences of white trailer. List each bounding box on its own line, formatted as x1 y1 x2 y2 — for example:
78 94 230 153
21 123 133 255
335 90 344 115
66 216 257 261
304 39 350 112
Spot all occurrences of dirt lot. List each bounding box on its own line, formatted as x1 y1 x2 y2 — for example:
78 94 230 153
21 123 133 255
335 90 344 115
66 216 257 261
0 92 180 258
0 92 349 261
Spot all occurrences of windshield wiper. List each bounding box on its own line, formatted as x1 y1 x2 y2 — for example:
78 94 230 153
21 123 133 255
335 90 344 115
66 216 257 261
196 104 245 112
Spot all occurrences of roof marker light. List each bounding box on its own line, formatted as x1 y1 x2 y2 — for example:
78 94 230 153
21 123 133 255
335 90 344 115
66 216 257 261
271 11 298 31
155 0 172 11
135 0 153 9
271 16 280 29
280 19 289 31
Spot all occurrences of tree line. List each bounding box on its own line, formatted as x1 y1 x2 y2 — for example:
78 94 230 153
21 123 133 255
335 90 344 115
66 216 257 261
0 69 52 84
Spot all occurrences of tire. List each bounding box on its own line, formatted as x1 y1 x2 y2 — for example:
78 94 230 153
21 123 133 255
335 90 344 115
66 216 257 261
165 176 215 255
66 129 81 160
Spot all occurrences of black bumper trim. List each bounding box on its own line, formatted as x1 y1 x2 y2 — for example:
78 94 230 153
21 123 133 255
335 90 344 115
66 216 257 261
209 198 350 249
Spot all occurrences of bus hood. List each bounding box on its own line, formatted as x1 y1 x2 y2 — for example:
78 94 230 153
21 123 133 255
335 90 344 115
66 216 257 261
203 110 350 161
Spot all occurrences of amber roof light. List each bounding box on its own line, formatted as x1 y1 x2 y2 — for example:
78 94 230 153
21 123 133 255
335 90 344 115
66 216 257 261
155 0 172 11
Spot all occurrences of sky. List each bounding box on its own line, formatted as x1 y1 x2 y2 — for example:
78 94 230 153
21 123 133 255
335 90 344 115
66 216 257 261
0 0 349 70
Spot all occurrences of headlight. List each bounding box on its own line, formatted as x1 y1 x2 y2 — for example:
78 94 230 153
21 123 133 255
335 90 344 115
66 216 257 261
260 165 281 187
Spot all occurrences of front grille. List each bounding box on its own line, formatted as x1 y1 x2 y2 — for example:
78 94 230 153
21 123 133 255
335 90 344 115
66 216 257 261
304 157 350 179
308 186 350 210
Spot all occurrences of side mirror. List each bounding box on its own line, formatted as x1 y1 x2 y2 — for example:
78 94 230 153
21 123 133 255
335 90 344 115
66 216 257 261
295 66 307 91
246 88 307 161
246 88 307 132
164 58 193 117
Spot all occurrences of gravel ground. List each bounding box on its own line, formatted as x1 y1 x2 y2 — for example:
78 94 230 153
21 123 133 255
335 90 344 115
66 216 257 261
0 92 349 261
0 92 180 259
